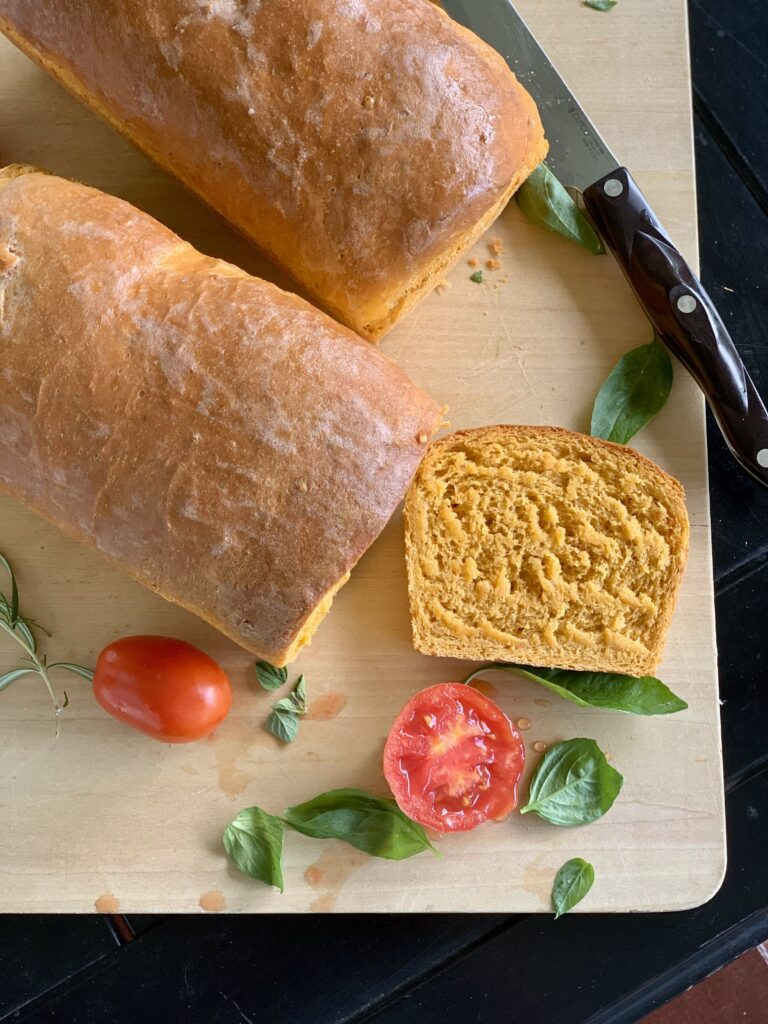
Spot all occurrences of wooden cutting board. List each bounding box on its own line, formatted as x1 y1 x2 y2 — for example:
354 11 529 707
0 0 725 914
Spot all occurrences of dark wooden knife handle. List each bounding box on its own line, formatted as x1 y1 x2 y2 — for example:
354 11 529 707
583 166 768 488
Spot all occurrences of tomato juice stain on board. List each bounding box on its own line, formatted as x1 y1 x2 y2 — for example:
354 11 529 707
304 845 369 912
199 890 225 912
210 717 270 799
533 698 552 708
305 865 323 887
520 861 555 900
306 692 348 721
94 893 119 913
533 740 548 753
516 718 532 730
468 678 498 699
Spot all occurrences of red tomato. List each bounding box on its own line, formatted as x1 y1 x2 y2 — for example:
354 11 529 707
93 636 232 743
383 682 525 832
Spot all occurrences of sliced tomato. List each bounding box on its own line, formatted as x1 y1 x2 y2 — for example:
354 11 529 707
383 682 525 833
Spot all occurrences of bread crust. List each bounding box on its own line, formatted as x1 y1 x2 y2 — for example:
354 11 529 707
0 166 443 664
0 0 547 340
404 425 690 675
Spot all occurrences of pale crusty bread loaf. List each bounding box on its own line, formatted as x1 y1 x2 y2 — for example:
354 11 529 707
0 165 443 665
0 0 547 341
404 426 690 676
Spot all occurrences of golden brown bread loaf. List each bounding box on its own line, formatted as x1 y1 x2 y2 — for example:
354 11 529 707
404 426 690 676
0 0 547 340
0 165 443 664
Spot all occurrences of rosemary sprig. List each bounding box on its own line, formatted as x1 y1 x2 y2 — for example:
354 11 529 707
0 553 94 736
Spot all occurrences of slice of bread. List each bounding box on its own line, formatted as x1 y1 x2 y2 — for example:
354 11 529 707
404 426 690 676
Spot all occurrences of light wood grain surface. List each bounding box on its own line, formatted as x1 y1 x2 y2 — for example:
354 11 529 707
0 0 725 913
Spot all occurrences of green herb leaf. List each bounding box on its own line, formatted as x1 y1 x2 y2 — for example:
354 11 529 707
0 552 19 623
292 674 307 711
521 738 623 826
0 554 88 732
552 857 595 917
516 163 605 254
0 668 33 690
591 337 673 444
470 270 484 284
255 660 288 691
14 619 37 654
223 806 285 891
271 697 299 714
266 706 299 743
584 0 617 10
463 664 687 715
266 675 308 742
284 787 437 860
48 663 95 682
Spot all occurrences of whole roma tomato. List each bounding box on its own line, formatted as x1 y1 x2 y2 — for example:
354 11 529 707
93 636 232 742
383 682 525 832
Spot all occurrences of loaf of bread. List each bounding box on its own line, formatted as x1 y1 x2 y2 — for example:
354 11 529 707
0 165 443 664
404 426 689 676
0 0 547 341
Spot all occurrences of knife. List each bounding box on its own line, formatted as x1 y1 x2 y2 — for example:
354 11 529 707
442 0 768 489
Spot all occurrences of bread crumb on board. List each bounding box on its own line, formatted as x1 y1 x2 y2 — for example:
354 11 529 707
486 259 501 271
489 236 504 257
435 279 452 294
467 257 480 268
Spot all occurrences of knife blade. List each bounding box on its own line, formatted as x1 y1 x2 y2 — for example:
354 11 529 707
443 0 768 489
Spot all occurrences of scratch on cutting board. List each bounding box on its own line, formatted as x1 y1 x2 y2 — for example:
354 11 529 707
495 290 533 394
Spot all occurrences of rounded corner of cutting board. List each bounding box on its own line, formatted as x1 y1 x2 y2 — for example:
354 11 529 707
671 847 728 913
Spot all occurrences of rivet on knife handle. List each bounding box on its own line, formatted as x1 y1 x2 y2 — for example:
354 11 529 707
583 167 768 488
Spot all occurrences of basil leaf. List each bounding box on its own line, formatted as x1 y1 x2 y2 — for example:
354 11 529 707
223 806 285 891
516 163 604 254
584 0 617 10
470 270 484 284
271 697 300 713
291 674 307 712
255 660 287 691
0 668 32 691
266 706 299 743
590 337 673 444
552 857 595 918
463 664 687 716
284 788 437 860
521 738 623 826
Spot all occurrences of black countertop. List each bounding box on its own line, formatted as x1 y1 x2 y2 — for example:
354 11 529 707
2 1 767 1021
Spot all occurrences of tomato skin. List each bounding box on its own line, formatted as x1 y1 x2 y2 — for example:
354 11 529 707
93 636 232 743
383 682 525 833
